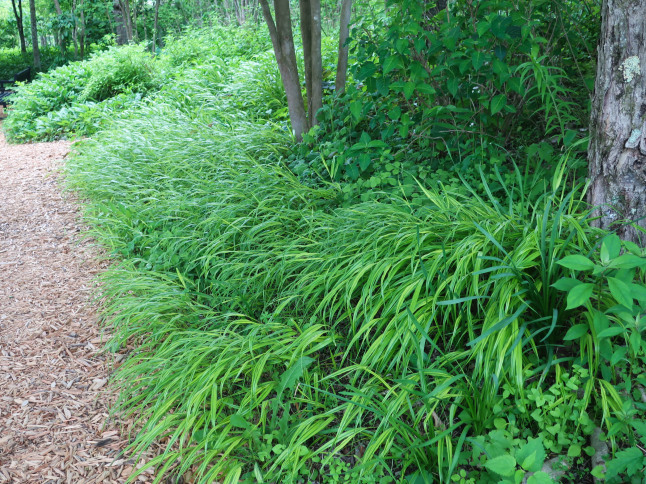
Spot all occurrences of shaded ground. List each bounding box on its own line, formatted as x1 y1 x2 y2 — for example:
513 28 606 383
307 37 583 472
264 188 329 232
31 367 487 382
0 130 153 483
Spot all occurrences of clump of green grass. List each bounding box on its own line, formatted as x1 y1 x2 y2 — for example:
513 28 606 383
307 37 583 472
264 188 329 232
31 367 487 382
61 23 646 484
66 84 610 482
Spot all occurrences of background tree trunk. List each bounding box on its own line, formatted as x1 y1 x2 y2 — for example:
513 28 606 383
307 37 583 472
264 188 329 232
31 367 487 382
259 0 308 140
309 0 322 126
113 0 129 45
10 0 27 53
29 0 40 70
152 0 161 53
335 0 352 94
52 0 67 55
588 0 646 244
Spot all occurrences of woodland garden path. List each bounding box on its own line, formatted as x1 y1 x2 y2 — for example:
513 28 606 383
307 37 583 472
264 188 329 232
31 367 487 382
0 129 154 483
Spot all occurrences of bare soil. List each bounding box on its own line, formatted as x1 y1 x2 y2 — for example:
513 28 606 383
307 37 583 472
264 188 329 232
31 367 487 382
0 130 154 483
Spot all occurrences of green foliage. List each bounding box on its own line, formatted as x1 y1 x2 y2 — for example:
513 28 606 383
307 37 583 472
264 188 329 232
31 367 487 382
5 7 638 484
63 40 632 480
2 25 273 143
79 44 159 102
292 0 596 204
0 46 75 78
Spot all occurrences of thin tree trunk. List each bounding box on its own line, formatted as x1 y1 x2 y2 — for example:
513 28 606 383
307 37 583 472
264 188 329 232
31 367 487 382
299 0 313 122
72 0 79 59
52 0 67 55
79 2 86 59
152 0 161 53
588 0 646 244
29 0 40 70
259 0 308 140
10 0 27 53
335 0 352 94
309 0 323 125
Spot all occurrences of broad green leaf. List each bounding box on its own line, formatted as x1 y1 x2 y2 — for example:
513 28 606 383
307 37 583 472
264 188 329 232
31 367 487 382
607 277 633 308
610 346 628 365
630 282 646 301
567 444 581 458
356 62 377 80
472 51 485 71
590 465 605 479
605 447 643 478
485 455 516 476
350 102 362 122
563 324 588 340
387 106 401 121
609 254 646 269
447 78 459 96
415 83 435 95
551 277 581 292
403 81 416 100
359 154 371 171
520 451 537 471
597 326 626 339
601 234 621 263
557 255 594 271
476 21 491 37
516 438 545 473
490 94 506 115
278 356 315 394
230 414 249 429
527 471 555 484
383 55 403 75
566 283 594 309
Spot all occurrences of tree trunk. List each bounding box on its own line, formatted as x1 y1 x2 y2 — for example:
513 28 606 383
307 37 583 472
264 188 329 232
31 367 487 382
309 0 323 125
588 0 646 244
52 0 66 55
113 0 129 44
335 0 352 94
152 0 161 53
259 0 308 140
299 0 313 122
11 0 27 53
29 0 40 70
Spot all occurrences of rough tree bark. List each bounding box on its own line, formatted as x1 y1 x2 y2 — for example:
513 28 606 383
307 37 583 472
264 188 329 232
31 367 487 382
113 0 129 44
588 0 646 244
10 0 27 53
259 0 308 140
29 0 40 70
335 0 352 94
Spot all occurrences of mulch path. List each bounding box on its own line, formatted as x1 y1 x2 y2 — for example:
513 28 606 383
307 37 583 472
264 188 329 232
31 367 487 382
0 129 156 483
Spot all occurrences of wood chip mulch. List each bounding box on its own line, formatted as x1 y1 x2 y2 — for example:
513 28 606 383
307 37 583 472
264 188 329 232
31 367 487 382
0 129 157 483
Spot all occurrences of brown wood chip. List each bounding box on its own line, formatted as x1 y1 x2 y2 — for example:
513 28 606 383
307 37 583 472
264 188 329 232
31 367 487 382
0 129 154 483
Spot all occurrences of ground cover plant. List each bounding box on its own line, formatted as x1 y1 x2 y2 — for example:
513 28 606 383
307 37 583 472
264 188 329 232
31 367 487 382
6 1 646 482
0 46 70 78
